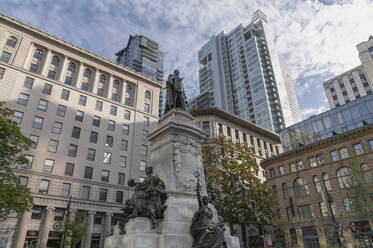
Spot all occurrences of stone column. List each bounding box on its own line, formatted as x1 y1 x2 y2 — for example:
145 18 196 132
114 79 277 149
40 206 55 248
14 211 31 248
105 213 113 236
83 210 95 248
23 42 34 69
41 49 52 76
91 69 99 94
74 62 84 88
58 55 68 82
105 74 113 99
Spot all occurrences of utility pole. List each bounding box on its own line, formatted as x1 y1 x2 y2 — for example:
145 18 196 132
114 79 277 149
323 183 342 247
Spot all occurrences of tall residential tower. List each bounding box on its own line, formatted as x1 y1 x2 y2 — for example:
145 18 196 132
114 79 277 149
188 10 301 133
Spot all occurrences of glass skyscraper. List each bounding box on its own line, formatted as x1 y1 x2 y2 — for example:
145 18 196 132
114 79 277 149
189 10 301 133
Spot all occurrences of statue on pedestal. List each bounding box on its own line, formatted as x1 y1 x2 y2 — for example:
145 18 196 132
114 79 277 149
190 171 227 248
118 166 168 231
164 69 187 114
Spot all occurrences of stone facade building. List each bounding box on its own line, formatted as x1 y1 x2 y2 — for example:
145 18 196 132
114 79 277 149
0 13 162 248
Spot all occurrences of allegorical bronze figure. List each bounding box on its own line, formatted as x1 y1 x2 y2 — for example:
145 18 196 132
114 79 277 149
118 166 168 231
190 171 227 248
164 69 187 114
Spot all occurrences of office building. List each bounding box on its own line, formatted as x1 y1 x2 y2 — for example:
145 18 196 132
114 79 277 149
262 94 373 247
0 12 162 248
188 10 301 133
324 36 373 108
115 35 164 116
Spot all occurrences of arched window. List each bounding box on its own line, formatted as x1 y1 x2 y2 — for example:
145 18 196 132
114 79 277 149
51 56 60 66
294 178 309 197
361 164 372 184
313 176 322 193
34 49 43 60
289 228 298 245
126 84 132 94
282 183 289 199
83 68 92 79
337 167 352 189
6 36 17 48
99 74 107 84
272 185 278 200
68 62 76 73
145 90 151 100
322 173 332 191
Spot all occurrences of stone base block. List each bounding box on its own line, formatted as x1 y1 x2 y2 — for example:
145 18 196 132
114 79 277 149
159 233 194 248
225 235 241 248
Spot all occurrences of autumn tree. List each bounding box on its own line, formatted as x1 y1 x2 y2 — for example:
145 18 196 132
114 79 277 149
0 102 33 220
202 137 278 230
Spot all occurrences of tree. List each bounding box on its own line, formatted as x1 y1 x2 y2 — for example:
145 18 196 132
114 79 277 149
202 138 278 230
60 212 87 248
348 157 373 232
0 102 33 220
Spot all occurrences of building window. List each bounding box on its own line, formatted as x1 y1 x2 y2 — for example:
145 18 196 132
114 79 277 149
103 152 112 164
81 186 90 199
272 185 278 199
353 143 364 155
313 176 322 193
141 145 148 156
79 95 87 106
289 163 297 173
116 191 123 203
124 110 131 120
361 164 372 184
75 110 84 122
337 167 352 189
61 89 70 100
113 79 119 89
309 154 325 167
36 99 48 112
47 70 56 79
43 159 54 172
99 188 108 201
56 105 66 117
97 88 104 97
0 51 11 63
12 111 23 124
6 36 17 47
144 103 150 113
81 82 89 91
110 106 117 116
0 67 5 79
65 163 74 176
31 206 43 219
144 116 149 126
23 155 33 168
83 68 92 79
52 121 62 134
330 150 340 161
112 93 118 102
68 62 76 72
343 197 352 213
118 173 125 185
72 126 81 139
48 139 58 153
42 83 53 95
29 135 39 148
121 139 128 151
96 100 103 111
84 167 93 179
120 155 127 167
101 170 109 182
94 212 103 225
282 183 289 199
269 168 275 178
140 160 147 171
297 204 313 219
64 76 72 85
68 144 78 157
106 136 114 147
286 208 294 221
296 160 303 171
227 127 231 137
322 173 332 191
142 130 148 140
51 56 60 66
39 179 50 194
145 90 151 100
54 208 65 221
92 116 101 127
278 166 285 176
108 120 115 131
319 202 328 217
32 116 44 129
126 84 132 94
339 147 349 159
29 63 38 73
34 49 43 59
19 176 29 186
125 97 131 106
87 148 96 161
89 131 98 143
120 125 129 136
17 93 29 106
61 183 71 197
294 178 309 197
24 77 34 89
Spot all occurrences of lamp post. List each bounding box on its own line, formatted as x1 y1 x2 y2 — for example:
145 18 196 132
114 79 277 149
323 183 342 247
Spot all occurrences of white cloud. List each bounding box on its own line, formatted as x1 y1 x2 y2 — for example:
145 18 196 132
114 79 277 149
301 105 329 119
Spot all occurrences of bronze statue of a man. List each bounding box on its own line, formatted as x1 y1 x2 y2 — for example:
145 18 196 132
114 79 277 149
164 69 187 114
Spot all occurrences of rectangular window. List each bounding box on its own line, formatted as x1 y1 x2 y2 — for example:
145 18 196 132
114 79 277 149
17 93 29 105
330 150 340 161
121 139 128 151
319 202 328 217
75 110 84 122
32 116 44 129
124 110 131 120
68 144 78 157
144 103 150 113
23 155 34 168
122 124 129 135
339 147 349 159
108 120 115 131
105 135 113 147
81 83 89 91
227 127 231 137
42 83 53 95
90 131 98 143
125 98 131 106
47 70 56 79
111 93 118 102
110 106 117 116
353 143 364 155
32 206 43 219
278 166 285 176
84 167 93 179
118 173 125 185
39 179 50 194
29 135 39 149
269 168 275 178
52 121 62 134
0 51 11 63
92 116 101 127
116 191 123 203
103 152 112 164
37 99 48 111
47 139 58 153
140 160 147 171
97 88 104 96
95 100 103 111
286 207 294 221
64 76 72 85
79 95 87 106
289 163 297 173
144 116 149 127
81 186 90 200
94 213 103 224
296 160 303 171
43 159 54 172
142 130 148 140
119 156 127 167
61 89 70 100
297 204 313 219
99 188 108 201
343 197 352 213
24 77 34 89
61 183 71 197
29 63 38 73
64 163 74 176
141 145 148 156
12 111 23 124
0 67 5 79
54 208 65 221
56 105 67 117
19 176 29 186
72 126 81 139
87 148 96 161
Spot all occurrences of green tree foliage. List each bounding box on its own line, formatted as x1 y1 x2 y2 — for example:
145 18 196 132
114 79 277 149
0 102 33 220
61 212 87 248
348 158 373 232
202 137 278 229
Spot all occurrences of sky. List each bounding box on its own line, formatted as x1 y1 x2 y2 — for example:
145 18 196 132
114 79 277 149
1 0 372 120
